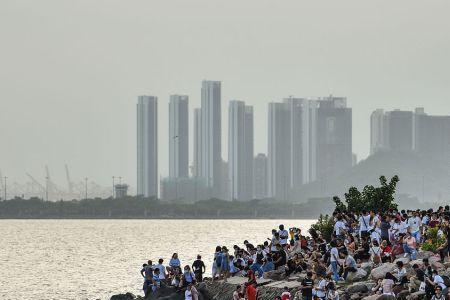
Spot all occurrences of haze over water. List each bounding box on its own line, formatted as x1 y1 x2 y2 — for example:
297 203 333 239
0 219 315 300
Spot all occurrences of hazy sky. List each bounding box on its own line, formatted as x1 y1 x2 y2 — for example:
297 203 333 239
1 0 449 188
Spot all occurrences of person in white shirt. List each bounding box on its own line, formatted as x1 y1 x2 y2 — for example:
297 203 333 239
329 240 341 282
408 211 422 242
278 224 289 246
184 285 192 300
426 270 447 290
314 273 327 299
359 210 371 238
155 258 167 280
334 215 346 238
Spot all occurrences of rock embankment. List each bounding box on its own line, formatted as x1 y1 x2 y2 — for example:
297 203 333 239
110 251 450 300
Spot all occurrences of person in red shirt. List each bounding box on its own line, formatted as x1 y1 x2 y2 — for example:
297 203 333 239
246 282 258 300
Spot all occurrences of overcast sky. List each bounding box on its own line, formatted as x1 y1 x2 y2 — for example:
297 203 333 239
1 0 449 187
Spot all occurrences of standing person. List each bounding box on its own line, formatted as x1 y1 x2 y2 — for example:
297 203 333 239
155 258 167 282
152 268 161 293
329 240 341 282
314 273 327 300
192 255 205 282
181 265 195 287
221 247 230 282
359 210 371 238
380 215 391 242
403 232 417 260
212 246 223 281
334 215 346 239
408 210 422 243
246 282 258 300
300 271 314 300
279 224 289 248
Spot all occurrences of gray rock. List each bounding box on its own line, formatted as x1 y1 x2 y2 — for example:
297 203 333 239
417 251 433 260
347 282 369 294
346 268 368 282
371 263 396 280
110 293 136 300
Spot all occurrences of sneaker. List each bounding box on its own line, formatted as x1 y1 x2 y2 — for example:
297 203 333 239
403 253 408 258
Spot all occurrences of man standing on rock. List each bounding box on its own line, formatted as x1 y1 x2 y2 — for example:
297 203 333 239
192 255 205 282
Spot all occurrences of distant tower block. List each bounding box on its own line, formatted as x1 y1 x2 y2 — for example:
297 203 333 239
114 184 129 199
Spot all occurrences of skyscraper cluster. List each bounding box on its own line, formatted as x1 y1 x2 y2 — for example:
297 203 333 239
371 107 450 162
137 80 353 201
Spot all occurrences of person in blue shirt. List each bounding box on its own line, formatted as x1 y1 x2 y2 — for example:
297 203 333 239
181 265 195 287
262 257 275 274
169 253 181 278
152 268 161 293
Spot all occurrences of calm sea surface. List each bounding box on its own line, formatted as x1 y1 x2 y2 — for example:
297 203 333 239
0 219 315 300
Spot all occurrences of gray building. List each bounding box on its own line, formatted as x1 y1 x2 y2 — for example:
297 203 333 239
268 102 291 200
137 95 158 198
228 101 253 201
253 153 268 199
200 80 222 197
169 95 189 178
316 96 352 181
193 108 202 177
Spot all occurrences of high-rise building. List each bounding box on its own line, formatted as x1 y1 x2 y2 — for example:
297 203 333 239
284 97 318 186
316 96 352 181
193 108 202 177
370 109 388 154
169 95 189 178
228 101 253 201
253 153 268 199
268 102 291 200
387 110 414 152
137 95 158 198
200 80 222 197
414 108 450 162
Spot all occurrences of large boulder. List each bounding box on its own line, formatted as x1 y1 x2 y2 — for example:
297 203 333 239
263 269 286 281
371 263 396 280
362 295 381 300
429 256 445 271
360 262 373 274
346 268 368 282
417 251 433 260
394 257 410 265
347 282 369 294
110 293 137 300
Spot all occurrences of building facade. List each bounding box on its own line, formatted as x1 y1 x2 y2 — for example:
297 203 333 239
200 80 222 197
169 95 189 178
137 95 158 198
253 153 268 199
228 101 253 201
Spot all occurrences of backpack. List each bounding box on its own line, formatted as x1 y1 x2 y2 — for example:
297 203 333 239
215 253 222 268
442 275 450 288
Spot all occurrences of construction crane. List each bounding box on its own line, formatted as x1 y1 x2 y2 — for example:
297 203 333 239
26 173 46 198
65 164 74 194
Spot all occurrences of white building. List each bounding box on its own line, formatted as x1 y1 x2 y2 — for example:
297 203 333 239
200 80 222 197
169 95 189 178
228 101 253 201
137 95 158 198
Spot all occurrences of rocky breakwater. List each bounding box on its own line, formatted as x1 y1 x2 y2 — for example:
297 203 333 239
110 251 450 300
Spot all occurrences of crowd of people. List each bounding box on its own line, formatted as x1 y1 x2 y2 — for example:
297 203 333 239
140 205 450 300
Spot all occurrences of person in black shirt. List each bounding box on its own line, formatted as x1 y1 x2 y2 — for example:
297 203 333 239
299 271 314 300
274 244 287 269
192 255 206 282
